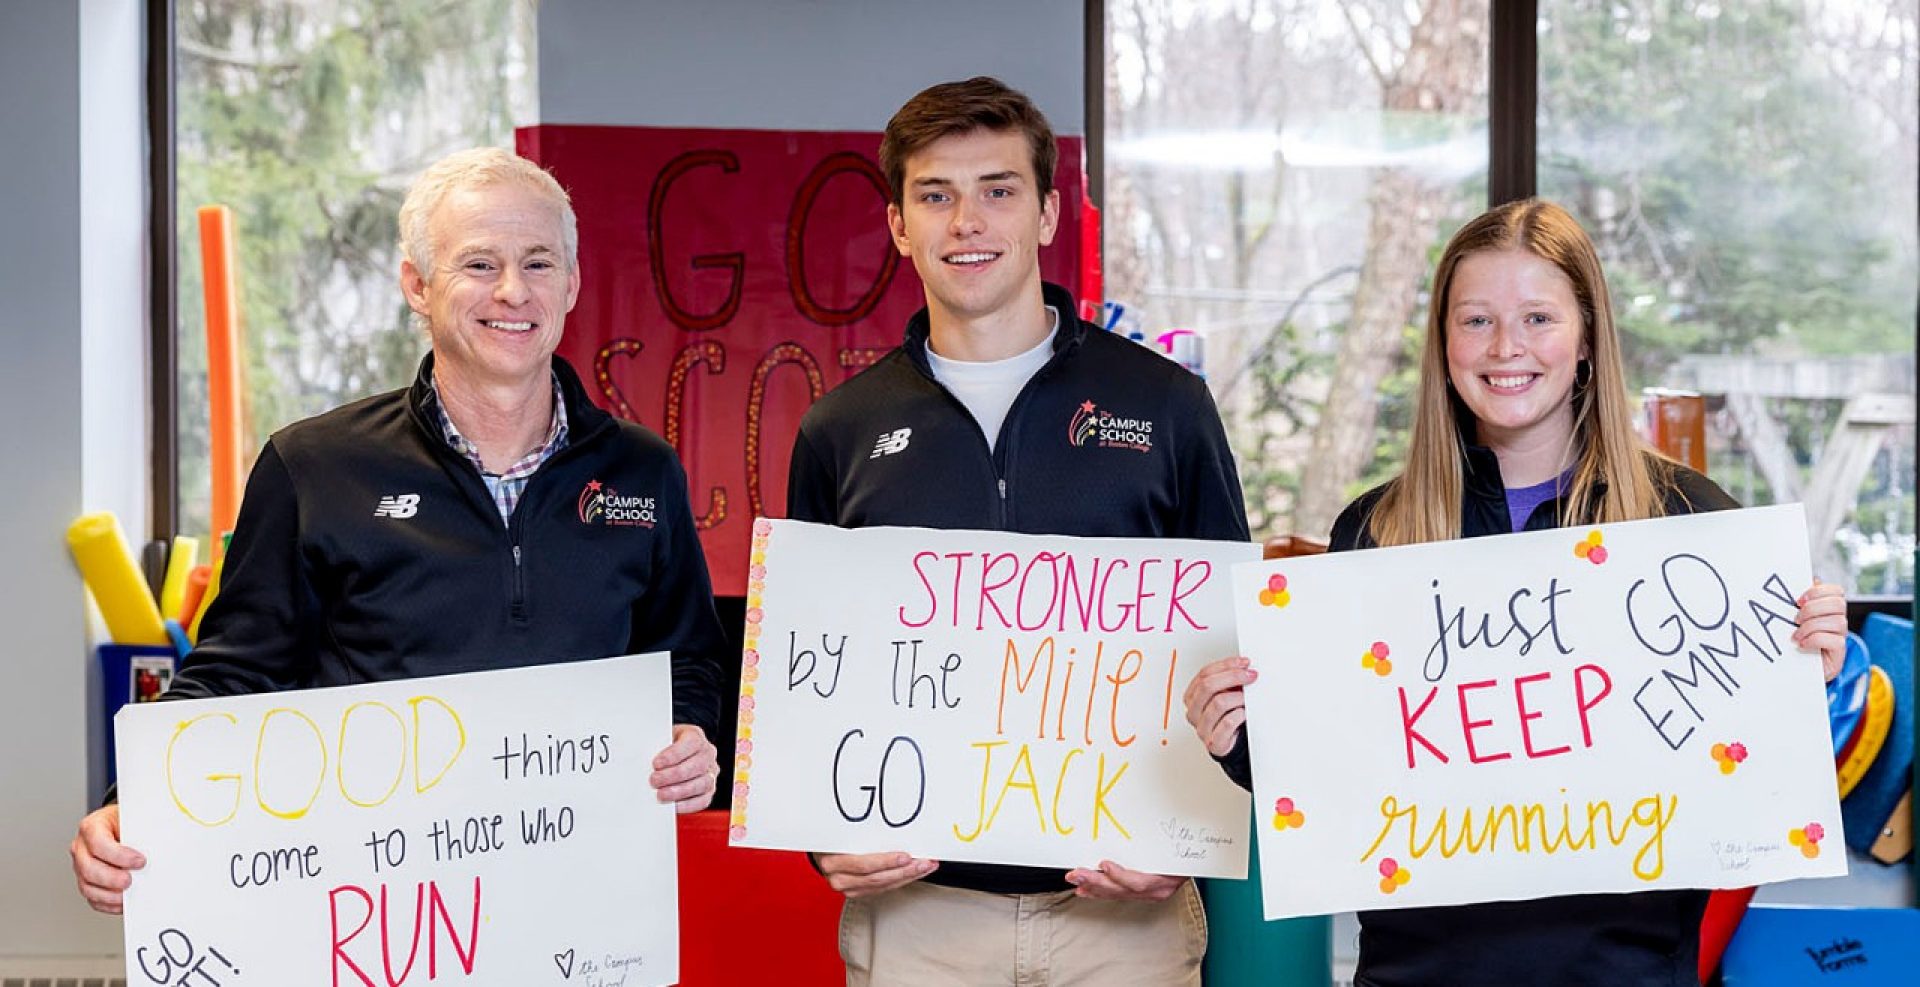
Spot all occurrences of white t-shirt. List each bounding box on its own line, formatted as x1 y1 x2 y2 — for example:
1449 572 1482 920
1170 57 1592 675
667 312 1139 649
925 307 1060 453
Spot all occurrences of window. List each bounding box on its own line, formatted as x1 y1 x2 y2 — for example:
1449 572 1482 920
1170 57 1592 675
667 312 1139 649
171 0 537 540
1108 0 1918 595
1107 0 1489 536
1538 0 1918 594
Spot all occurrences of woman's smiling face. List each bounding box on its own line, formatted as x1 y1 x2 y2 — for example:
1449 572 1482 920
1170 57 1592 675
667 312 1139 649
1444 248 1588 451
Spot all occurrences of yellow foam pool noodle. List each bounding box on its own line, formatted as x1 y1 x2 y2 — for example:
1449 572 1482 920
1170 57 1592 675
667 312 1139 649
65 512 169 646
158 535 199 618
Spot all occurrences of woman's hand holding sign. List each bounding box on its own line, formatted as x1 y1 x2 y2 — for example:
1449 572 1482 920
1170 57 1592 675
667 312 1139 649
1183 657 1257 756
1793 580 1848 683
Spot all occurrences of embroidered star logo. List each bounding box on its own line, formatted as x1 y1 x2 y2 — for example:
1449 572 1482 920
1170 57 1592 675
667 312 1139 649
1079 400 1096 413
586 480 602 492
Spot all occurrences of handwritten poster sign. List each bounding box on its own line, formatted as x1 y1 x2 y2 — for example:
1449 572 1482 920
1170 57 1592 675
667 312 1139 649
1235 505 1846 919
115 655 679 987
728 519 1256 877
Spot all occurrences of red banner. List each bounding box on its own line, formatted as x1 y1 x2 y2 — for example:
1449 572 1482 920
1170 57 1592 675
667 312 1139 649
519 125 1086 594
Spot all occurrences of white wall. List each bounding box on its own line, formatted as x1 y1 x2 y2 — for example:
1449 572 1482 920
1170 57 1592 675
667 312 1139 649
0 0 148 964
537 0 1085 134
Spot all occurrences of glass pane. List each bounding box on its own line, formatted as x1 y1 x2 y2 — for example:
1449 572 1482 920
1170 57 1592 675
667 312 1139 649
174 0 538 541
1106 0 1490 541
1538 0 1919 594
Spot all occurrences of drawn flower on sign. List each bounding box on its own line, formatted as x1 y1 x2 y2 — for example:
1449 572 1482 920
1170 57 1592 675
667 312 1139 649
1573 530 1608 565
1271 796 1306 831
1787 823 1825 858
1257 573 1292 608
1710 741 1749 775
1360 640 1393 677
1377 857 1413 894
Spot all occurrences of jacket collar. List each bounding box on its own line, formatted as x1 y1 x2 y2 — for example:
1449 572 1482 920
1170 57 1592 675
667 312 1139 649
1461 443 1507 499
1462 441 1609 523
407 352 614 445
901 281 1089 378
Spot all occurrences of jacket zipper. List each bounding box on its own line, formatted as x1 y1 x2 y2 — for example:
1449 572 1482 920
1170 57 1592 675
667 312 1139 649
907 314 1072 532
510 543 527 621
924 378 1034 531
985 361 1057 531
410 365 619 628
498 416 610 626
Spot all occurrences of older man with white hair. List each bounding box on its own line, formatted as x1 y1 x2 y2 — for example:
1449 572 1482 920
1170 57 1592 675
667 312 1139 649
70 147 725 913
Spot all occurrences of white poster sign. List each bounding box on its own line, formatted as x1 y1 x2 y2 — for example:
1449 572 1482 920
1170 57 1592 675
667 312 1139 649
1236 505 1846 919
728 519 1256 877
116 655 679 987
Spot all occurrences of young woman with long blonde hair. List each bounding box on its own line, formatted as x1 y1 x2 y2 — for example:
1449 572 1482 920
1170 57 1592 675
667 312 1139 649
1187 199 1848 985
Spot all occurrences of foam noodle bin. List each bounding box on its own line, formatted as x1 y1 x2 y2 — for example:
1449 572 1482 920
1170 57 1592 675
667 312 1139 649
66 512 169 647
158 535 200 619
730 519 1255 877
115 654 680 986
198 204 246 552
1234 504 1845 920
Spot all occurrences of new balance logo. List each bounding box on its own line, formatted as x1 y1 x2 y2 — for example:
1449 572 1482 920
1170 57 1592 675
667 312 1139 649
373 493 420 519
869 428 913 459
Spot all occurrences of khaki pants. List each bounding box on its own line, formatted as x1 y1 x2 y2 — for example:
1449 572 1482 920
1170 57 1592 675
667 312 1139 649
840 880 1207 986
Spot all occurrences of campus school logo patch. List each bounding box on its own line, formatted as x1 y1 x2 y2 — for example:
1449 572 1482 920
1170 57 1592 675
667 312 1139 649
577 479 657 528
1067 400 1155 453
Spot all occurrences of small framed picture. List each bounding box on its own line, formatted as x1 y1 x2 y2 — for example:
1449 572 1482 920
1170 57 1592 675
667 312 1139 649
129 656 174 704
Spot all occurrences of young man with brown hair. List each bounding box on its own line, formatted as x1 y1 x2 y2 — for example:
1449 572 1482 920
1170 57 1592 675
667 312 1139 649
787 77 1247 986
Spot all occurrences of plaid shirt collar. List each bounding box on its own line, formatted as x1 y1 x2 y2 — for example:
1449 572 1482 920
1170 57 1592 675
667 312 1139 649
427 371 569 523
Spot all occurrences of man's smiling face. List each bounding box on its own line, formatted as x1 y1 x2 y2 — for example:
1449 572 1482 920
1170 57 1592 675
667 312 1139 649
887 127 1059 327
402 181 580 393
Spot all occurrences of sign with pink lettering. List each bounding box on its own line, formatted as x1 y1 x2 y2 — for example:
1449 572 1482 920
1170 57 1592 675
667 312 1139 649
114 655 678 986
1235 504 1846 919
728 519 1255 877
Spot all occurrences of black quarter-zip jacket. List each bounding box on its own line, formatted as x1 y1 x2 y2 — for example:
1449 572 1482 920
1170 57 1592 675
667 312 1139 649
169 354 724 738
1216 446 1737 987
787 282 1251 894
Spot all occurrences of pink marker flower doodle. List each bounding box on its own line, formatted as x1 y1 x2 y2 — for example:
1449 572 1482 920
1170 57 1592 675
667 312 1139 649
1271 796 1306 831
1360 640 1393 677
1258 573 1292 608
1377 857 1413 894
1573 530 1608 565
1787 822 1826 858
1710 741 1749 775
